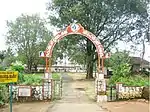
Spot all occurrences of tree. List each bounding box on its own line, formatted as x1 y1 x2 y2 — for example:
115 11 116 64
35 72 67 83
47 0 149 78
0 50 6 63
6 14 52 72
2 48 16 67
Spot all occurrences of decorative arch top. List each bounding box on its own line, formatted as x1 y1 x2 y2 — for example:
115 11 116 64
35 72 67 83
45 23 104 57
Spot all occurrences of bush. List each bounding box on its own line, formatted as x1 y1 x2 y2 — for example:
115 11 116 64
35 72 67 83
23 74 42 85
7 61 25 83
0 65 5 71
108 51 132 85
109 75 149 86
0 84 8 105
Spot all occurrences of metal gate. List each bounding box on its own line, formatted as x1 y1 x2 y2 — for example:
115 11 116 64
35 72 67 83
51 79 63 100
106 85 118 101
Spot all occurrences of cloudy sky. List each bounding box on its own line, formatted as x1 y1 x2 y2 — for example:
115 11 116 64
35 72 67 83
0 0 149 61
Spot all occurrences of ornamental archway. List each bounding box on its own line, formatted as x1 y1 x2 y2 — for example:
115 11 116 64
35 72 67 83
43 23 106 74
40 23 109 102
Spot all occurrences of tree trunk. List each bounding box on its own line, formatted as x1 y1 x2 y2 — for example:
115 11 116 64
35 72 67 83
86 58 94 79
27 60 32 73
141 39 145 70
34 64 38 72
86 39 94 79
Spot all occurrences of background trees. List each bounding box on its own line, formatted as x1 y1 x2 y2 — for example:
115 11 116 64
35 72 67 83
6 14 52 73
47 0 149 78
108 51 149 86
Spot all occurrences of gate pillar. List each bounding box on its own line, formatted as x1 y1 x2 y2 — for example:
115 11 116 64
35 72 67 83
96 56 107 102
43 57 52 100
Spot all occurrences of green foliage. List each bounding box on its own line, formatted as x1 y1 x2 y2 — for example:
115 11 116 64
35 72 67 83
2 48 16 67
109 75 149 86
112 63 131 77
7 61 25 83
21 73 61 85
0 84 8 105
23 74 42 85
0 50 6 62
9 62 24 72
6 14 52 72
47 0 149 78
109 51 131 85
0 65 5 71
108 51 149 86
52 73 60 80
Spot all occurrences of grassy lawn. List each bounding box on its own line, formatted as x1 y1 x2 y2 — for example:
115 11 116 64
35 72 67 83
52 73 61 80
67 72 86 80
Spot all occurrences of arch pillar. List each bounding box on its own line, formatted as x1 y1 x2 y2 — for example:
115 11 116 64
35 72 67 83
95 55 107 102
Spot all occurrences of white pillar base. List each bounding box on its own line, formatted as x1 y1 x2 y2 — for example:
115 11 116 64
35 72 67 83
95 73 107 102
97 95 107 102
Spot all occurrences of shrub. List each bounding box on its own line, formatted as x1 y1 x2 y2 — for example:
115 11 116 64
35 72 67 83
0 84 8 105
0 65 5 71
23 74 42 85
109 75 149 86
108 51 132 85
7 61 25 83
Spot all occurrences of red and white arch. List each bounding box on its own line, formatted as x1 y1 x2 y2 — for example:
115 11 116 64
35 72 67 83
44 23 104 58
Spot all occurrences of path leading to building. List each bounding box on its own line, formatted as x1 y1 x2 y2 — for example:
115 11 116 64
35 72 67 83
1 73 148 112
47 73 108 112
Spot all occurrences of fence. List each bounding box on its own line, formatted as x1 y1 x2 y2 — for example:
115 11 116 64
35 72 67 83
106 85 117 101
116 83 143 99
107 83 144 101
9 79 62 102
51 79 63 100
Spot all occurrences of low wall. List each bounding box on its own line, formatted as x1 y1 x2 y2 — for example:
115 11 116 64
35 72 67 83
116 83 143 99
9 79 62 102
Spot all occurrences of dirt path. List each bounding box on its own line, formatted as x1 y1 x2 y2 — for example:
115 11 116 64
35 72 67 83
47 73 107 112
101 100 149 112
0 102 52 112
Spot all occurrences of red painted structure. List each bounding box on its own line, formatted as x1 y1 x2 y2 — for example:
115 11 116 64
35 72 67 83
42 23 110 73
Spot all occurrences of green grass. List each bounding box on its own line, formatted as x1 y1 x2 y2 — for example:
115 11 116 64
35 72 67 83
52 73 61 80
23 74 42 85
22 73 60 85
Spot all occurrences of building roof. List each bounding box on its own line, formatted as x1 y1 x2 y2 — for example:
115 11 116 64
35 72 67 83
130 57 149 65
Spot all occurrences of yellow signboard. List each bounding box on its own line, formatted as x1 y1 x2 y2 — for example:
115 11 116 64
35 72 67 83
0 71 18 83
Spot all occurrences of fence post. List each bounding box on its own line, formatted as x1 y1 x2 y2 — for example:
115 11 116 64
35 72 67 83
116 83 123 100
9 83 13 112
110 85 113 101
60 79 63 97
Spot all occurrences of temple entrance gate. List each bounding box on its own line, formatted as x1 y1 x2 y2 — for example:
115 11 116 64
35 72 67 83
40 23 110 102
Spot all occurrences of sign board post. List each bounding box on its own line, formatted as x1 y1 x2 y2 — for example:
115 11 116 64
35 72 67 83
10 83 13 112
0 71 18 112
